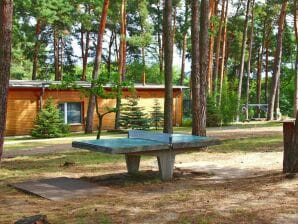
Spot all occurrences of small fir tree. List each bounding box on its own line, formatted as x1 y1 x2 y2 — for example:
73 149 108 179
150 99 164 130
120 96 150 130
31 98 69 138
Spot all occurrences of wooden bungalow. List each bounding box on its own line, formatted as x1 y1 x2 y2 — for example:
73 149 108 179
6 80 185 136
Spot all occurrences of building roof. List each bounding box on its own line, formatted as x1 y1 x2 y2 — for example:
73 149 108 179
9 80 188 90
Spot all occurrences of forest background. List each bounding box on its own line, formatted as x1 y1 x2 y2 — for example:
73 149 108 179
8 0 298 122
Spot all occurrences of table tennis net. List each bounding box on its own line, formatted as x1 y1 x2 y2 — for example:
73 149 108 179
128 130 172 144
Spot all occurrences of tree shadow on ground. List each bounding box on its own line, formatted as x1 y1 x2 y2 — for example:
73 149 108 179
81 168 289 195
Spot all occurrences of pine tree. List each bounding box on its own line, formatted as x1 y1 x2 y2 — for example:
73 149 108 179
31 98 69 138
120 96 150 130
150 99 164 130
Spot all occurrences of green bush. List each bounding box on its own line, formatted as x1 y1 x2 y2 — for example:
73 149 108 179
220 77 238 124
31 98 69 138
182 117 192 127
207 96 222 127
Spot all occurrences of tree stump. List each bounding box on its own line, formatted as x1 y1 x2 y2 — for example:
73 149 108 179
15 215 49 224
283 120 298 173
283 121 295 173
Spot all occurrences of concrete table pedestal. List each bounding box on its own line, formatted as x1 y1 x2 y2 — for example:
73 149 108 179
125 151 176 181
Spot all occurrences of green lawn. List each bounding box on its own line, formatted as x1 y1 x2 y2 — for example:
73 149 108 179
208 135 283 153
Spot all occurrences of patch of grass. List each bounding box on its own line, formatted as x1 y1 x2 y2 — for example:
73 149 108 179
175 213 215 224
4 142 54 151
232 121 282 129
0 151 123 181
174 121 282 133
208 135 283 153
71 210 113 224
4 131 125 142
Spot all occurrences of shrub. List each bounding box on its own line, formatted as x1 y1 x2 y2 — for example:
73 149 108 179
220 77 238 124
182 117 192 127
207 96 222 127
31 98 69 138
119 95 150 130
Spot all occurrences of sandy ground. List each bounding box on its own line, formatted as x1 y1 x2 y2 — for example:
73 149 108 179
1 125 297 223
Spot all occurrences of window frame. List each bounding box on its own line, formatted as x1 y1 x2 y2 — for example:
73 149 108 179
58 102 83 125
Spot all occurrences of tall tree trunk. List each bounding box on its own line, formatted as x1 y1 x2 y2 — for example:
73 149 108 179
32 19 43 80
218 0 228 106
172 6 177 46
80 6 91 81
85 0 110 134
267 0 288 121
264 0 272 105
158 31 163 76
163 0 173 133
213 0 225 94
114 32 119 62
81 30 90 81
107 30 115 77
180 33 187 85
207 0 217 94
198 0 210 136
115 0 127 130
274 81 281 120
294 0 298 117
0 0 13 161
245 0 255 120
236 0 251 122
118 0 127 81
59 37 64 78
141 45 146 85
141 21 146 85
157 2 163 76
256 46 263 118
191 0 200 135
53 28 60 81
265 36 269 104
180 1 189 85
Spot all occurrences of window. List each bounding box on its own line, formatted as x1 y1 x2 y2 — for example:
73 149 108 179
58 102 82 124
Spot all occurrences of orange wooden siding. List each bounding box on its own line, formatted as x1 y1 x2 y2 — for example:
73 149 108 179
5 87 183 136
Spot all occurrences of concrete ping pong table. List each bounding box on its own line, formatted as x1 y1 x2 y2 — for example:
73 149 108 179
72 130 221 181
